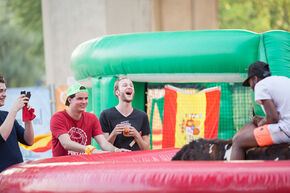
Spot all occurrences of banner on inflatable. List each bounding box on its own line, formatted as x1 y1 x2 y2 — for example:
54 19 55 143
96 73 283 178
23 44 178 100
55 86 68 112
150 98 164 149
19 133 52 152
162 86 221 148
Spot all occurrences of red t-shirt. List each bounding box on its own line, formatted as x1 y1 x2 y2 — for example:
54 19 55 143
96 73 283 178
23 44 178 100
50 110 103 157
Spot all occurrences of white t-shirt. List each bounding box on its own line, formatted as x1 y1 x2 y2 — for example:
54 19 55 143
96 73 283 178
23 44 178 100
255 76 290 137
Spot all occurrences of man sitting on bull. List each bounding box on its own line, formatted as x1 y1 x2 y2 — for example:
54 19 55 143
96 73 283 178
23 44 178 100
230 61 290 160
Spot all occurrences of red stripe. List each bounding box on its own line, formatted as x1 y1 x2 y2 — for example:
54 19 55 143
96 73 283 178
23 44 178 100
152 141 163 146
162 88 177 148
152 130 163 135
204 89 220 139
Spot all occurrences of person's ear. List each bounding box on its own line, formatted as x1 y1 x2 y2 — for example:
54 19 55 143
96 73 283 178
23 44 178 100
253 76 259 84
68 97 72 104
115 90 120 97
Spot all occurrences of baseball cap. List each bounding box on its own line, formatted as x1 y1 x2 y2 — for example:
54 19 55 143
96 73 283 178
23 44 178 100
242 61 271 87
65 83 88 106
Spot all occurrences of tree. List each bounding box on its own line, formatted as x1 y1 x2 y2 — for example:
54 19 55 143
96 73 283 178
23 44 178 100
219 0 290 32
7 0 43 33
0 0 44 87
0 24 43 87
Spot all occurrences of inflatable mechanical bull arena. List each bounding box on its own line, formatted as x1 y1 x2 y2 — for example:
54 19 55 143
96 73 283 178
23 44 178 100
0 30 289 193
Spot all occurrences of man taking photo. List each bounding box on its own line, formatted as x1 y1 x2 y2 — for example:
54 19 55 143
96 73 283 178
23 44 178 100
0 74 34 172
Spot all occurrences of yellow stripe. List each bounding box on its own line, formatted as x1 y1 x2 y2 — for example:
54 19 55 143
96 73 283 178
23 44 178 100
175 91 207 148
152 134 163 141
152 102 164 149
19 133 52 151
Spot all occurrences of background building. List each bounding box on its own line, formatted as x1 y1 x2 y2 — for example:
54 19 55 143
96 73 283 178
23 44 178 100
41 0 218 86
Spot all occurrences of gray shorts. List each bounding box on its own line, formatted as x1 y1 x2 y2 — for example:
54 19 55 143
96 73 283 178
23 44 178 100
269 124 290 144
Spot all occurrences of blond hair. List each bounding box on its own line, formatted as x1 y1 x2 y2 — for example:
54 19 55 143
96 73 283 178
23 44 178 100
113 77 130 98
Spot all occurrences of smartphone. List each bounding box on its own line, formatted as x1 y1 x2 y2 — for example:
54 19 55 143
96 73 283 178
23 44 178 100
20 91 31 105
26 92 31 99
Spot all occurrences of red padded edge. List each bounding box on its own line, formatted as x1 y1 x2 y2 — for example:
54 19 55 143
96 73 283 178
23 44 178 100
1 148 289 193
23 148 179 164
1 160 289 193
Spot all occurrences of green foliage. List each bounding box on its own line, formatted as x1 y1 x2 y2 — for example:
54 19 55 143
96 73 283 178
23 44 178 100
219 0 290 32
7 0 43 33
0 0 44 88
0 24 43 87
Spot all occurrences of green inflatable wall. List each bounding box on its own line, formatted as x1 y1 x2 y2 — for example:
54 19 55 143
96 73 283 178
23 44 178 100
71 30 262 80
71 30 289 140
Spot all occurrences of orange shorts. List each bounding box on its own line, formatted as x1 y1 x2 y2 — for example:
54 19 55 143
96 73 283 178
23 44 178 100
253 125 274 147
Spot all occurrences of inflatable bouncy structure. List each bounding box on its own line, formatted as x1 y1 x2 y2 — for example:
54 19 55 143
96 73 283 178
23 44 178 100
1 30 289 193
71 30 289 82
70 30 289 141
71 30 289 113
1 149 290 193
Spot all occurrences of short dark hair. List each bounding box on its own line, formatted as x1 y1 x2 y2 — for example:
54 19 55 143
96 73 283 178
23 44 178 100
65 86 87 106
0 74 6 84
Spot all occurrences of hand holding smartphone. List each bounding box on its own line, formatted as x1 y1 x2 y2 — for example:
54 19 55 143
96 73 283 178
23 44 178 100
21 91 31 105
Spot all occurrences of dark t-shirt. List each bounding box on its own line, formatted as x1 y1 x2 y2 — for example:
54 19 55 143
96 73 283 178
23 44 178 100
99 107 150 151
0 111 28 172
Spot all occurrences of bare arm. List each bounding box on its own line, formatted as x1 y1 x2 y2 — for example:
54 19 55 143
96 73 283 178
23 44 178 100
23 121 34 146
103 124 124 144
0 95 27 141
22 105 35 146
134 134 150 150
94 134 117 152
128 127 150 150
253 115 265 126
263 99 279 123
58 134 87 153
94 134 130 152
58 134 109 154
256 99 279 126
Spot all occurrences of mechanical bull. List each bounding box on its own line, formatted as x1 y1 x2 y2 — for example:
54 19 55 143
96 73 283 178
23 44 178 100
172 138 290 161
